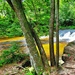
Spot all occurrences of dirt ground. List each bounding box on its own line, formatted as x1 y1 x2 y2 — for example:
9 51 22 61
58 55 75 75
0 57 75 75
0 63 25 75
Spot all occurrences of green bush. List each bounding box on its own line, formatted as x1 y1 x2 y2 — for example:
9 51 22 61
0 18 23 38
0 42 27 67
23 67 36 75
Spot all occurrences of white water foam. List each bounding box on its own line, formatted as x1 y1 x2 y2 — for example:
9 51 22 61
40 30 75 42
59 31 75 42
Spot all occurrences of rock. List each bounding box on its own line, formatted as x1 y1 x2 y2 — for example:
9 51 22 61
62 54 68 62
62 41 75 61
64 41 75 55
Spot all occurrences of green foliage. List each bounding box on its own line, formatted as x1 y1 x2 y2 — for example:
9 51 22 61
59 25 75 29
0 0 75 38
23 67 36 75
0 42 27 67
23 0 50 36
0 1 23 38
25 72 34 75
59 0 75 26
0 17 23 38
34 25 49 36
68 54 71 57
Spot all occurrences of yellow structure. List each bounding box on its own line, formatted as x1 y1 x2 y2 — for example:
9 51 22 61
43 42 67 59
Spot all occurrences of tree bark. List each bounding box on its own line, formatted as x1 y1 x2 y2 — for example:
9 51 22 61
29 26 50 72
10 0 44 74
49 0 56 66
55 0 59 68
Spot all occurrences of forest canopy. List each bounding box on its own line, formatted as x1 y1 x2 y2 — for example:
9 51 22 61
0 0 75 38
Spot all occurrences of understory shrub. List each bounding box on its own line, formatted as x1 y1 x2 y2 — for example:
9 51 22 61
0 42 28 67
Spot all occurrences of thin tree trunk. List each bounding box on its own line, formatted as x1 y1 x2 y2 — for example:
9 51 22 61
10 0 44 74
55 0 59 68
49 0 56 66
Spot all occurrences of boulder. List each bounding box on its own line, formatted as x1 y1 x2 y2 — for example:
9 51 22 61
64 41 75 55
62 41 75 61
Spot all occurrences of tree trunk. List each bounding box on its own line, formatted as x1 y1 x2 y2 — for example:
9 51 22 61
6 0 50 70
10 0 44 74
49 0 56 66
55 0 59 68
29 26 50 72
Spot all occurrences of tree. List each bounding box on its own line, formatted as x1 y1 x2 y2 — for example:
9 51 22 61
49 0 56 66
6 0 50 74
55 0 59 68
7 0 44 74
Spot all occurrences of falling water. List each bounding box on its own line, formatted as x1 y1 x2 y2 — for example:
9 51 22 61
59 30 75 42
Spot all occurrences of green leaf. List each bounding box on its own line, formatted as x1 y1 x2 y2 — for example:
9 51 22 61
25 72 34 75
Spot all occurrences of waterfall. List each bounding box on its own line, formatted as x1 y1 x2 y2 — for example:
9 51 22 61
40 29 75 43
59 30 75 42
